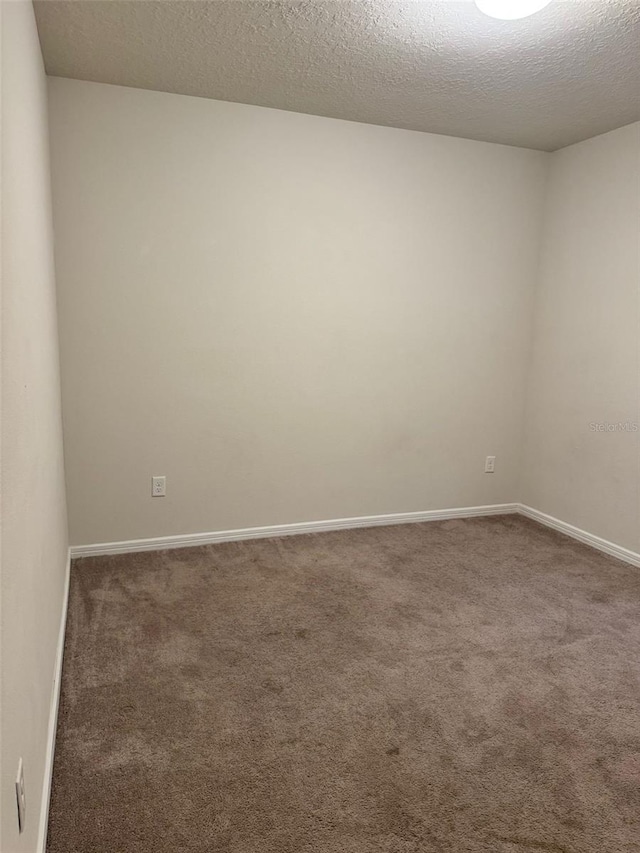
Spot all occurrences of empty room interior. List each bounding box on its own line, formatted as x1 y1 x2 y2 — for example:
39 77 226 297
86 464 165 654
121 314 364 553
2 0 640 851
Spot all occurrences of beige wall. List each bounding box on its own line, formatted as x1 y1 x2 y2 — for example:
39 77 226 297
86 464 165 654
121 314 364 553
0 2 69 851
47 77 548 546
521 122 640 553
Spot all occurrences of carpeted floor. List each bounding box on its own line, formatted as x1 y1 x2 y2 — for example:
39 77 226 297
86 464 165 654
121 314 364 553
47 514 640 853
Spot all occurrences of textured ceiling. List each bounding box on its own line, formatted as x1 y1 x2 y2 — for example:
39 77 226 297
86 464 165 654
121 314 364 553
34 0 640 151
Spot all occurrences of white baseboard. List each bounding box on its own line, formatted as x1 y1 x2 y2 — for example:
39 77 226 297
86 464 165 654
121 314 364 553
518 504 640 568
69 502 640 568
37 548 71 853
69 503 519 558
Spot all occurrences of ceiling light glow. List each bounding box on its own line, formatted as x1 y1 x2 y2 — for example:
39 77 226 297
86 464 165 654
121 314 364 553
475 0 552 20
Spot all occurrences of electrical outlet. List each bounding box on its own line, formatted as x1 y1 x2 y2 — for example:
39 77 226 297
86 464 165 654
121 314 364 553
484 456 496 474
15 758 25 833
152 476 166 497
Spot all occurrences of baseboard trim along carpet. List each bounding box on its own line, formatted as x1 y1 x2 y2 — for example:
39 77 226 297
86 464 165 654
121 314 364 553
69 503 519 558
69 503 640 568
518 504 640 568
37 549 71 853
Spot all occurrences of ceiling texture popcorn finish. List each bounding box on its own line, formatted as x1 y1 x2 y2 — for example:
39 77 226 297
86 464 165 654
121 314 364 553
34 0 640 151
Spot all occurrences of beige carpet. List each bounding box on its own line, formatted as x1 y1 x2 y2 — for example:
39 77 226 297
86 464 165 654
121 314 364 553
47 515 640 853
